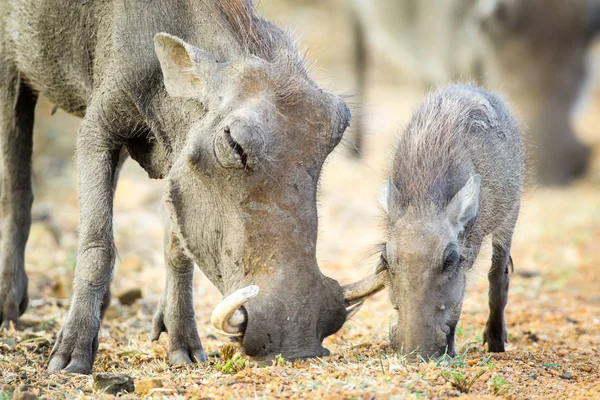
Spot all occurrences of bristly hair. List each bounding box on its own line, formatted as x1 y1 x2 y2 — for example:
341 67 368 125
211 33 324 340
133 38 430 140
216 0 312 107
218 0 259 49
390 85 504 211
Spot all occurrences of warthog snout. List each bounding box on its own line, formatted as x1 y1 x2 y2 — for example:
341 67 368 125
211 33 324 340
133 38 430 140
391 319 458 360
207 269 384 362
237 274 347 361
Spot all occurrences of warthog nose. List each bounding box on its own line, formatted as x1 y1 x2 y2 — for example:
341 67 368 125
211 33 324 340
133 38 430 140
392 325 452 361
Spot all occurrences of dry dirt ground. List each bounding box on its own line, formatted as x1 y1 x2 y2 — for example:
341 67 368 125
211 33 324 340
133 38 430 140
1 1 600 399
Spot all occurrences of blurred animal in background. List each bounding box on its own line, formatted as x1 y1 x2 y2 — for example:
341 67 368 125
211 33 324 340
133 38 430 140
349 0 598 185
0 0 373 374
356 85 524 359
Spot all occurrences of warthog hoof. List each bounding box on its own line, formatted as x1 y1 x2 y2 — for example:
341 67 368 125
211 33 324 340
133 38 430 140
0 272 29 330
151 303 207 365
48 309 100 374
483 318 508 353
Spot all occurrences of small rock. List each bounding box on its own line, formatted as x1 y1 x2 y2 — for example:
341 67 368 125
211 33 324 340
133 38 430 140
580 365 593 373
1 338 17 348
117 288 143 306
560 372 573 380
529 373 537 379
135 378 163 395
93 373 134 395
12 390 38 400
566 317 578 324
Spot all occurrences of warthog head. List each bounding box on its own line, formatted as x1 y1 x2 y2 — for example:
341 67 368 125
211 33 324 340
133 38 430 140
153 33 370 361
378 175 481 360
477 0 600 183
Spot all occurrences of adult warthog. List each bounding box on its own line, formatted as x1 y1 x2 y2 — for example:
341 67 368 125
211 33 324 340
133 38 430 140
349 0 598 185
0 0 371 373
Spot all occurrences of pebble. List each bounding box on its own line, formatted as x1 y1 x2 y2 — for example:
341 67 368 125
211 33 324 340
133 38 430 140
117 288 143 306
0 338 17 348
93 373 134 395
560 372 573 380
580 365 593 373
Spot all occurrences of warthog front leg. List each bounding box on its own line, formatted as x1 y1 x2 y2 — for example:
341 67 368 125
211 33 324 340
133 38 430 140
98 148 128 320
483 239 513 352
48 112 121 374
151 227 206 364
0 60 38 329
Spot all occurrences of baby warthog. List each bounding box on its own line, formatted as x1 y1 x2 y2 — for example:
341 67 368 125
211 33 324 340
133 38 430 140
380 85 524 359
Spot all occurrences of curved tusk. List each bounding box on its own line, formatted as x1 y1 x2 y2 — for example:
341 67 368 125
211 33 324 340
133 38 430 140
343 265 387 306
211 285 260 337
345 301 364 320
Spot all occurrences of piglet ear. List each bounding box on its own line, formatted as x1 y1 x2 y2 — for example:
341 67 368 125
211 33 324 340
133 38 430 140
447 175 481 230
380 177 401 216
154 33 223 99
379 178 391 214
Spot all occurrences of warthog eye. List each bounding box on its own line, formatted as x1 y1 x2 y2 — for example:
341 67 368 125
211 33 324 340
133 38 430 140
223 125 249 169
442 244 460 273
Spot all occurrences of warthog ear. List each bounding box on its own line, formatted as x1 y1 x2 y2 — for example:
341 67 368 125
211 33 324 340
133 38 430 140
154 33 222 99
380 177 401 216
447 174 481 230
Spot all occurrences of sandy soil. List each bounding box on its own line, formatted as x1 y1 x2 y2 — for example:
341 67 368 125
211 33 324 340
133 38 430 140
1 1 600 399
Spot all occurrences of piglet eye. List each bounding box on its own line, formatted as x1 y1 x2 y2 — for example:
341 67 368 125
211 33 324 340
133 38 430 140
442 245 460 273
